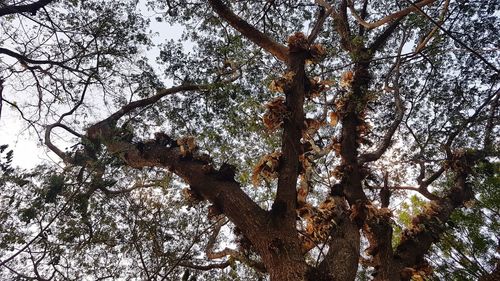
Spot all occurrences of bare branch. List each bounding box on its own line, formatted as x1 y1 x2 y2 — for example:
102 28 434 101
414 0 450 53
0 47 85 74
360 32 406 163
44 74 93 162
347 0 436 30
98 83 211 127
402 0 500 74
308 4 333 44
204 219 266 273
0 0 55 17
208 0 289 62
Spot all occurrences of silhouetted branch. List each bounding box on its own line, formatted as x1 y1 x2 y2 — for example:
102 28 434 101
208 0 289 62
347 0 436 30
403 0 500 74
0 0 54 17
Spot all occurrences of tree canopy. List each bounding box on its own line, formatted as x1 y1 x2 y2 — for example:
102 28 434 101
0 0 498 280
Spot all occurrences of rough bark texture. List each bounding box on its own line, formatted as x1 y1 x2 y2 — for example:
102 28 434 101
45 1 490 281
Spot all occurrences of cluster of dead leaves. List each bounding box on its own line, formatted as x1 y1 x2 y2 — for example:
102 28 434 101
177 136 197 157
269 71 295 93
298 197 340 252
339 70 354 88
262 97 287 131
251 151 281 187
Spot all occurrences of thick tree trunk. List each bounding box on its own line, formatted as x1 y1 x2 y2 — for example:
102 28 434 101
263 38 310 281
314 217 360 281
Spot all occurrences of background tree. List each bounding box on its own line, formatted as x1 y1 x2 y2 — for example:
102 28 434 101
0 0 498 280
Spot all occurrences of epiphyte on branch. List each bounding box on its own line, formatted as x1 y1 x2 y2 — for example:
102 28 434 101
177 136 197 157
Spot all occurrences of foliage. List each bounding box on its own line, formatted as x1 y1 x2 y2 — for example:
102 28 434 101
0 0 498 280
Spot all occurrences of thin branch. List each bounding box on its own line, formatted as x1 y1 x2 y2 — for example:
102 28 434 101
414 0 450 53
403 0 500 74
443 88 499 157
0 47 85 74
360 31 407 163
100 83 212 126
44 74 93 162
307 4 333 44
347 0 436 30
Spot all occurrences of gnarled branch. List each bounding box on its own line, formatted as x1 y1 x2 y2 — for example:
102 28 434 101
360 31 406 163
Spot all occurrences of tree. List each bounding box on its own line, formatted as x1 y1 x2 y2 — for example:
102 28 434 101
0 0 498 280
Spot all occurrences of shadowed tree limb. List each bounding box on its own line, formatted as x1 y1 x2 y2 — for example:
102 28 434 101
0 0 54 17
347 0 436 30
273 48 307 227
207 0 289 62
308 4 333 44
387 150 482 280
360 31 407 164
315 0 355 51
402 0 500 74
369 19 402 53
202 219 266 273
84 125 270 260
0 47 87 74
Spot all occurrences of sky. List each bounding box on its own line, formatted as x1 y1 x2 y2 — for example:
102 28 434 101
0 2 192 169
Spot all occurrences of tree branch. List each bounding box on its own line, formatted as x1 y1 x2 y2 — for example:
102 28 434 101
369 18 402 53
207 0 289 62
0 47 84 74
307 4 333 44
402 0 500 74
178 260 231 271
414 0 450 53
204 219 266 273
392 150 479 279
273 45 307 226
360 32 406 163
0 0 54 17
316 0 354 51
84 124 269 264
347 0 436 30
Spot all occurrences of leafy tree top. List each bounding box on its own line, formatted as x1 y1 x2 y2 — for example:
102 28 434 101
0 0 498 280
